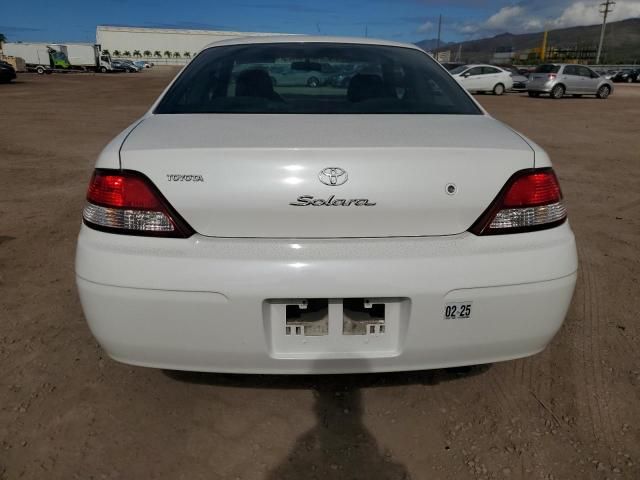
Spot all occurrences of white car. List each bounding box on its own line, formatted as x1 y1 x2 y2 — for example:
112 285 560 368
76 37 577 374
450 64 514 95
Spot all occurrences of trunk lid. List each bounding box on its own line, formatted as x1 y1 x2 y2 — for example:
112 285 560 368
120 114 534 238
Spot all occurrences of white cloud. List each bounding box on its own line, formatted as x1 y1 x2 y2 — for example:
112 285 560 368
455 1 640 37
484 5 525 30
417 21 434 33
551 1 640 29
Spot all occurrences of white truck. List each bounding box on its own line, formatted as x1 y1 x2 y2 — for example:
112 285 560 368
2 42 113 74
1 43 62 73
52 43 113 73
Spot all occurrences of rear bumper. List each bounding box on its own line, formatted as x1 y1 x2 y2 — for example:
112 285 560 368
527 80 554 93
76 224 578 374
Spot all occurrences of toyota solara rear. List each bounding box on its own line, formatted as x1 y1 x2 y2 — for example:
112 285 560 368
75 37 577 374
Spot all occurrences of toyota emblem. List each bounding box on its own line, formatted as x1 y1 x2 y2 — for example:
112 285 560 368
318 167 348 186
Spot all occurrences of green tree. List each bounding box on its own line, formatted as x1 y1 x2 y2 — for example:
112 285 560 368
133 50 141 58
163 50 172 58
143 50 151 57
154 51 162 58
123 50 131 57
0 33 7 46
173 51 181 58
113 50 121 56
183 51 191 58
102 49 110 55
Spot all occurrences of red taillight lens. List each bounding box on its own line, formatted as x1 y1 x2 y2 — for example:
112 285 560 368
502 171 562 207
470 168 566 235
87 172 162 209
83 170 193 238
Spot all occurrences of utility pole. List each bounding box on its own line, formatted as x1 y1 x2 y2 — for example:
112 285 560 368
596 0 615 64
436 14 442 53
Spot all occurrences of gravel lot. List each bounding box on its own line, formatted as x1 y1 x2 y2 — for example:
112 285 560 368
1 68 639 479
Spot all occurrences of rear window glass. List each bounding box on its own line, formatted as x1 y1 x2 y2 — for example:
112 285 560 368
535 64 560 74
155 43 481 115
448 65 468 75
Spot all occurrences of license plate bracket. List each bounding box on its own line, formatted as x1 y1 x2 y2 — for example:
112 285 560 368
265 297 409 359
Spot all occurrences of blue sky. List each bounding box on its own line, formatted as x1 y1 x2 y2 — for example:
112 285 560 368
2 0 640 44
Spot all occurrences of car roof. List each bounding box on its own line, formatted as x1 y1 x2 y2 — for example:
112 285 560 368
462 64 502 68
201 35 424 52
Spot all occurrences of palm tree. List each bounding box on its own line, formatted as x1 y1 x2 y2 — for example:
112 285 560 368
123 50 131 57
154 51 162 58
173 51 181 58
133 50 141 58
143 50 151 57
113 50 121 57
0 33 6 48
163 50 172 58
183 51 191 58
102 49 110 55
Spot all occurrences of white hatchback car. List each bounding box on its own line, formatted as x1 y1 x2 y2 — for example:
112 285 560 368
76 37 577 374
451 64 514 95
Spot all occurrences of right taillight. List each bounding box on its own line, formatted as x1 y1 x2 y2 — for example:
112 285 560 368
470 168 567 235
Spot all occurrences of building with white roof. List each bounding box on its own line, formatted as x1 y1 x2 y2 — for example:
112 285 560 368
96 25 288 64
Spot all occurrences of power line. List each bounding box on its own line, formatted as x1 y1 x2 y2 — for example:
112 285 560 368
596 0 615 64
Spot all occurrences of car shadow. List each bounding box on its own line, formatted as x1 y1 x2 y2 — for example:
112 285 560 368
526 95 603 100
163 364 490 390
164 364 490 480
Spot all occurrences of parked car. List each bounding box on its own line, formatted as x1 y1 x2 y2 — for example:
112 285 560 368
450 64 514 95
123 59 143 72
270 61 337 87
108 61 128 73
527 64 613 99
440 62 466 71
109 60 130 72
500 66 529 91
0 60 17 83
111 59 139 73
594 70 618 80
76 36 577 374
611 69 639 83
133 60 153 69
325 64 383 88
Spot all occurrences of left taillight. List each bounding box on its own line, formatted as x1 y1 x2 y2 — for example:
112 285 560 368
82 170 194 238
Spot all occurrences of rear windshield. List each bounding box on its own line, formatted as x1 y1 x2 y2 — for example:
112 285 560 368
448 65 468 75
535 64 560 74
154 43 481 115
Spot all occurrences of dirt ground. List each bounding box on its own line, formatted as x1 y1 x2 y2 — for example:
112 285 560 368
1 67 639 480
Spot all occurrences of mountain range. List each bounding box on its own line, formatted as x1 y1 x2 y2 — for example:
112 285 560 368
416 18 640 64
